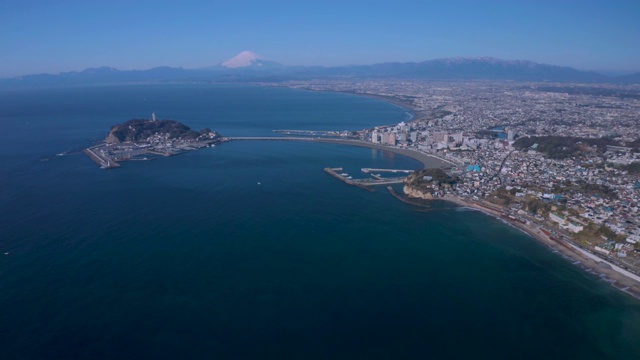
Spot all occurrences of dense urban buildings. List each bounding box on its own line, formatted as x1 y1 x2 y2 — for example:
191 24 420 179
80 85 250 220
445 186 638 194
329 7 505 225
277 79 640 274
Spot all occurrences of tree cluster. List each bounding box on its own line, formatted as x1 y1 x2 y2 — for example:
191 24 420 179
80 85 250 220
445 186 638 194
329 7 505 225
108 119 202 143
513 136 619 159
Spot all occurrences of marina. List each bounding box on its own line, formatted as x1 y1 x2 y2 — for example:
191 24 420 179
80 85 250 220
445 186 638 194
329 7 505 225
85 138 226 169
323 167 408 190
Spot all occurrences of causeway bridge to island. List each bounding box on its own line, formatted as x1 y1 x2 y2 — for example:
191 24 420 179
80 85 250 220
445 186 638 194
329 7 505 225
227 136 318 141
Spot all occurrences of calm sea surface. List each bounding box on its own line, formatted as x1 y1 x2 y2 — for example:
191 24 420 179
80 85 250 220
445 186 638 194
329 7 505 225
1 84 639 359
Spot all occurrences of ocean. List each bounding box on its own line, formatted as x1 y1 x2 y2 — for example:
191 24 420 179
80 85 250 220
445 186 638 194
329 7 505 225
1 84 640 359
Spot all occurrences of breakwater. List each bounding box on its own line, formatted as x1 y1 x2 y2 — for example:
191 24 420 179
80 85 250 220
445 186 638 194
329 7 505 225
323 167 376 192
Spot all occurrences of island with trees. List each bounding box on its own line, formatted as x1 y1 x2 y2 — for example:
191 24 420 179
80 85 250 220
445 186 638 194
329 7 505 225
84 116 224 169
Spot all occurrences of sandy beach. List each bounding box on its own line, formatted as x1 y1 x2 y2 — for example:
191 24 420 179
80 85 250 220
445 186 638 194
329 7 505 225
315 139 453 169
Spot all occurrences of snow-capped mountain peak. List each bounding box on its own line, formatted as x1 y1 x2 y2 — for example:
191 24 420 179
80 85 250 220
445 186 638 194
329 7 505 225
221 51 264 68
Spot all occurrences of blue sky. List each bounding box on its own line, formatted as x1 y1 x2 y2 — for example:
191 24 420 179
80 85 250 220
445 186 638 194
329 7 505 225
1 0 639 77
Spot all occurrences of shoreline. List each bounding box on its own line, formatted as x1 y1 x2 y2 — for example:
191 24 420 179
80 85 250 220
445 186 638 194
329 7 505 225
436 194 640 300
324 87 640 301
314 139 451 169
293 87 421 122
336 91 420 121
274 85 457 169
271 84 640 301
319 129 640 299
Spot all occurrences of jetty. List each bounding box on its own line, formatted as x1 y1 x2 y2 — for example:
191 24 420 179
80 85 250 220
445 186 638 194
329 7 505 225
361 168 413 173
323 167 408 191
83 146 120 169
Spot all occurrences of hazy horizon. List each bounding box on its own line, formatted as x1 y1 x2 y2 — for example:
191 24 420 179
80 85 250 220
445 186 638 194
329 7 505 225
4 52 640 79
2 0 639 77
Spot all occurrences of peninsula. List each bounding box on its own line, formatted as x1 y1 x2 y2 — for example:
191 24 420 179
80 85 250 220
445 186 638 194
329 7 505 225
84 115 224 168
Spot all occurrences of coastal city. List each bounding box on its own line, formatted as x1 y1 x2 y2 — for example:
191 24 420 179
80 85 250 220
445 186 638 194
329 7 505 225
80 79 640 297
274 79 640 290
7 0 640 357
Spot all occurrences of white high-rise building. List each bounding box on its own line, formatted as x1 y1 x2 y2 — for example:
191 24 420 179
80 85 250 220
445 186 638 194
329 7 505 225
371 130 380 143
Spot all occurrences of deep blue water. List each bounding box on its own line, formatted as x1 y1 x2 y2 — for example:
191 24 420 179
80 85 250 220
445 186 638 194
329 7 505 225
1 84 640 359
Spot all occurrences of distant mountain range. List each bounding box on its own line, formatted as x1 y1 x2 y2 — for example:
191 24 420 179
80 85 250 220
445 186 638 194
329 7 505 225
2 51 639 86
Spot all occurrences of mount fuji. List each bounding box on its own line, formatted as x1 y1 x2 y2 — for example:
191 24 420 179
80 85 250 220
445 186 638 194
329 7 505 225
219 51 283 69
2 51 639 86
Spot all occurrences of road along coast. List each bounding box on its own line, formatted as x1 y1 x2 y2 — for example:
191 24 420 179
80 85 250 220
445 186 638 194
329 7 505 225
433 194 640 300
324 88 640 300
273 86 640 301
289 132 640 299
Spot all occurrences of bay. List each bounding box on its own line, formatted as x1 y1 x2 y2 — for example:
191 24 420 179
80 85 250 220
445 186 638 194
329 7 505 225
0 84 639 359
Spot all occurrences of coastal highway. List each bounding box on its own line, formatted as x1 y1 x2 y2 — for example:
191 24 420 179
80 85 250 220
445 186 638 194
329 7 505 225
569 244 640 283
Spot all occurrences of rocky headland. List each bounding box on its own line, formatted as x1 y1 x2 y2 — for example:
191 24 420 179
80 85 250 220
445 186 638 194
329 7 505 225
105 119 215 144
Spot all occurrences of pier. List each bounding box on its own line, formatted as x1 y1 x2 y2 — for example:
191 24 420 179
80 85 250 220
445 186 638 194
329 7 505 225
361 168 414 173
323 167 408 191
227 136 317 141
353 177 407 185
83 146 120 169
